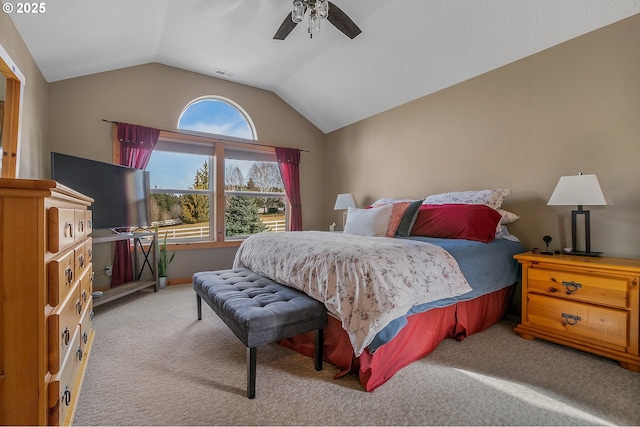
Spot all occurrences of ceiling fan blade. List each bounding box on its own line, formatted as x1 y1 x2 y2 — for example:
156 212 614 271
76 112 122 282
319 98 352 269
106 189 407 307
274 12 298 40
327 1 362 39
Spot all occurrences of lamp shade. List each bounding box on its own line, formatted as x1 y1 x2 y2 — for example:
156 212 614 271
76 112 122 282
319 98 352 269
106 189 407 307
334 193 356 210
547 174 612 206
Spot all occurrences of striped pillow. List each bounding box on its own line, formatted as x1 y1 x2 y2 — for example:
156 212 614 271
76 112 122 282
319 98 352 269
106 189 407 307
386 202 411 237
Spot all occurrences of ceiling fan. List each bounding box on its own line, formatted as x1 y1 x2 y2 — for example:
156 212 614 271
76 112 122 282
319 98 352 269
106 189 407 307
274 0 362 40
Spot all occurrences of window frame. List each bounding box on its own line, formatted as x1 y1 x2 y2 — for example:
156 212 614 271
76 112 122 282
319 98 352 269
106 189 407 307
178 96 258 141
112 127 288 250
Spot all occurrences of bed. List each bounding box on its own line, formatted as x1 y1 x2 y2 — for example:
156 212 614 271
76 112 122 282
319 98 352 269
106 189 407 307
233 190 525 391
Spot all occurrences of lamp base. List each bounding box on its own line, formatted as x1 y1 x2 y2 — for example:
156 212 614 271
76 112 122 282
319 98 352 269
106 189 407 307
564 250 602 257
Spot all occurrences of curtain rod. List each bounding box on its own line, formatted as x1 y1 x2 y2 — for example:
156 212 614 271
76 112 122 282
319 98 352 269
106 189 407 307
101 119 309 152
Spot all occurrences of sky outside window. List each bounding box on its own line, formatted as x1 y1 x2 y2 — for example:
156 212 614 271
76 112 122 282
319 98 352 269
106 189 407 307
178 99 254 139
147 98 256 189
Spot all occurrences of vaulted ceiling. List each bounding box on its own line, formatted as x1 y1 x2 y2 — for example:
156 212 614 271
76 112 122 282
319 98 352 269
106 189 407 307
8 0 640 133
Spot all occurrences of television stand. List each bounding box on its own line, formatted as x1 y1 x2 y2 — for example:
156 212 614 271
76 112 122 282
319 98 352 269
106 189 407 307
92 230 158 306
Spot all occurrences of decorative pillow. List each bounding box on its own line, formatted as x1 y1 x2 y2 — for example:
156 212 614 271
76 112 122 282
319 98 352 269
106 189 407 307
410 204 502 243
385 202 411 237
371 197 421 208
394 200 423 237
498 209 519 224
344 204 394 237
423 189 511 210
495 208 519 235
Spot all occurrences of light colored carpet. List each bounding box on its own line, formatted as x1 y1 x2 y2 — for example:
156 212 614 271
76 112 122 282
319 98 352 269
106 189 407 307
75 284 640 426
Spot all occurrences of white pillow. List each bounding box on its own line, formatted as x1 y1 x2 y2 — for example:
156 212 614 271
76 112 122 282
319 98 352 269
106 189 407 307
423 189 511 210
498 209 519 224
496 209 519 235
343 205 394 237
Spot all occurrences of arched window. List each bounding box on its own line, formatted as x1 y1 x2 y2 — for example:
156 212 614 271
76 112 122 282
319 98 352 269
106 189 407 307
145 96 286 243
178 97 257 140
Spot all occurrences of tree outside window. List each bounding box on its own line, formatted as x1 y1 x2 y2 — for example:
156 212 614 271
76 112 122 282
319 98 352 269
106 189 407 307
145 97 287 241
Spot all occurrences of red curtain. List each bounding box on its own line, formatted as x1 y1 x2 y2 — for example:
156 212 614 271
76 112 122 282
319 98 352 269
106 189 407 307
111 123 160 287
275 147 302 231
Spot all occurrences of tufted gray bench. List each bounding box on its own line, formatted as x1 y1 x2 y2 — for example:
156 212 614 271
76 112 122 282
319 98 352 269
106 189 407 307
193 268 327 399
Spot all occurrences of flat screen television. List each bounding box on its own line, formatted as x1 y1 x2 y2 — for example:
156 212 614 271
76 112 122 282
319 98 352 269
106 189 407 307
51 152 151 231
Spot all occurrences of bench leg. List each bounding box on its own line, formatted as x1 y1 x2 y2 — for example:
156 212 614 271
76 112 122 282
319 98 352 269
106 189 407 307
247 347 257 399
314 328 324 371
196 294 202 320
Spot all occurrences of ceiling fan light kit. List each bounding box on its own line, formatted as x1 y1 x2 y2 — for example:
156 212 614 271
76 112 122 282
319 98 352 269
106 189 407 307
291 0 329 36
274 0 362 40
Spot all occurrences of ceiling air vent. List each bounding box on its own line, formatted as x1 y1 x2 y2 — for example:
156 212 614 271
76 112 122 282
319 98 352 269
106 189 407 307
214 69 234 78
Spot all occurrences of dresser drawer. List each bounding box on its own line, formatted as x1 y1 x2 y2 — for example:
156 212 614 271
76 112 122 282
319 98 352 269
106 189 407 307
48 281 81 375
48 251 75 308
79 265 93 309
86 236 93 264
527 293 629 351
75 239 90 277
527 267 631 309
74 209 87 240
48 327 82 427
48 207 76 253
85 210 93 235
79 297 94 353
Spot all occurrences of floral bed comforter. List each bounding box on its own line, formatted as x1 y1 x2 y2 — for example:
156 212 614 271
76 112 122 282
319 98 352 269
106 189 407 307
233 231 472 356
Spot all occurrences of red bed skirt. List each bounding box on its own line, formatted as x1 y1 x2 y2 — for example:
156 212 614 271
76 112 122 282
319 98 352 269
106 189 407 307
280 285 514 392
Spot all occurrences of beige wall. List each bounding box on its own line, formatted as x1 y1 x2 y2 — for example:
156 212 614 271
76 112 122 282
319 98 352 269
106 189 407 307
0 5 50 179
49 63 326 279
4 8 640 279
325 14 640 259
48 63 325 232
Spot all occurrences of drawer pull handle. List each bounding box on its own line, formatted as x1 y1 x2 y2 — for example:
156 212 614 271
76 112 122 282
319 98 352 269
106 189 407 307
78 220 84 232
79 254 85 268
77 346 83 362
82 289 88 303
90 310 95 321
76 300 83 315
562 281 582 294
562 313 582 326
64 222 73 238
65 266 73 285
88 247 93 260
82 331 88 345
62 386 71 407
61 327 70 345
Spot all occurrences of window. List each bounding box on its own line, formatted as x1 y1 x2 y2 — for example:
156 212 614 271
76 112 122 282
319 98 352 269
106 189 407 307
145 97 286 243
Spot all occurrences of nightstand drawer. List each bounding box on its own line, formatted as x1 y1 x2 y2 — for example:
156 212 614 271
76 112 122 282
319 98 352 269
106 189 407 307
527 293 629 351
527 267 630 309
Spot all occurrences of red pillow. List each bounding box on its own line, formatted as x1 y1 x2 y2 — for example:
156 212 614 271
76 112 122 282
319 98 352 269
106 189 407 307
410 204 502 242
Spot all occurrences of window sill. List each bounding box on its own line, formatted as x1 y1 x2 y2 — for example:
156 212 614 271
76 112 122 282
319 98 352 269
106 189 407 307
165 240 243 251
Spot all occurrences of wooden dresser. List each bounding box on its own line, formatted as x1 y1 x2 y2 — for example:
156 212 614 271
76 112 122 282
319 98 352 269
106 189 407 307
0 178 95 425
514 252 640 372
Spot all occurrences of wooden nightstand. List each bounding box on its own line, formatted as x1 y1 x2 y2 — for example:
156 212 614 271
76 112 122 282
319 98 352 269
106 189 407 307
514 252 640 372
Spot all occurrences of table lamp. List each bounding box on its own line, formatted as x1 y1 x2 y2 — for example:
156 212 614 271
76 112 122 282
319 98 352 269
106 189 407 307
547 173 611 256
334 193 356 230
